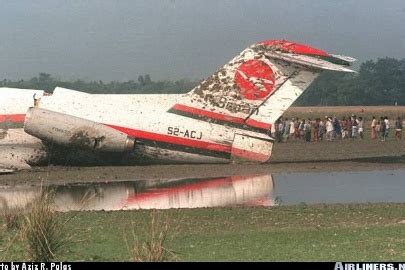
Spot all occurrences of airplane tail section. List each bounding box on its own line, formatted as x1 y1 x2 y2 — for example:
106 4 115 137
169 40 356 133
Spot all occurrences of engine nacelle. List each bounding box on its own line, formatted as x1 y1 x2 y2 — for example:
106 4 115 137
24 108 135 152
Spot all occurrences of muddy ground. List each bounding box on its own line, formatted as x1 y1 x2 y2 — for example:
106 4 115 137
2 137 405 186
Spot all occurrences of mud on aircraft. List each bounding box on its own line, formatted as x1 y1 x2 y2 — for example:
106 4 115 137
0 40 356 171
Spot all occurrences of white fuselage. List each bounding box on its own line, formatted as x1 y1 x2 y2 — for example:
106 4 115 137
1 87 272 167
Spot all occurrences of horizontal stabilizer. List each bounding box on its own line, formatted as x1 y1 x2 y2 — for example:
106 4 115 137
330 54 357 63
264 51 356 73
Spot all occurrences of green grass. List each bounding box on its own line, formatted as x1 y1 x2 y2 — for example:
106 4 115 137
1 204 405 261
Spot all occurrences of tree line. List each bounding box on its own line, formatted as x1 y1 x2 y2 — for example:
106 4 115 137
1 57 405 106
297 57 405 106
0 73 195 95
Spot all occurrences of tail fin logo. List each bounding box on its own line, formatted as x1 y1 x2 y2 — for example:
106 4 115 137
234 59 275 100
169 40 355 133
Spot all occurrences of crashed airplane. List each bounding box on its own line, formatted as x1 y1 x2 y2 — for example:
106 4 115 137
0 40 356 171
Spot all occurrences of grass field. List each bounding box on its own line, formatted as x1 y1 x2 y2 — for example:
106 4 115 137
1 204 405 261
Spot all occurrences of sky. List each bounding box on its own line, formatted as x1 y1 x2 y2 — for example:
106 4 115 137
0 0 404 81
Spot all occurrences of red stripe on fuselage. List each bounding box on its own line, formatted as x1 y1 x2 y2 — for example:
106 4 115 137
231 147 270 162
106 124 232 154
0 114 25 124
108 124 271 162
172 104 246 125
245 118 271 130
172 104 271 132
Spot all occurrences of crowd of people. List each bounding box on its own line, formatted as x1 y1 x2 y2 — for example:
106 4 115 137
269 115 404 143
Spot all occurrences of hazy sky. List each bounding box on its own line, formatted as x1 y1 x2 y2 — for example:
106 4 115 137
0 0 404 81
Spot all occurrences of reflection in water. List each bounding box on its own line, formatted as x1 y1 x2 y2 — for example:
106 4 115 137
0 174 275 212
2 170 405 212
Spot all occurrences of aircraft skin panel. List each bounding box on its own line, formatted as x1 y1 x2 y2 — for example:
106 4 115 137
231 133 274 162
0 88 44 115
246 70 319 128
264 52 356 73
0 146 45 170
0 129 41 145
132 144 229 164
38 95 235 146
50 87 182 113
0 88 44 129
0 87 182 128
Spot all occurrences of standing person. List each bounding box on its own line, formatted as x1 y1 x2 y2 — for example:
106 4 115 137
358 117 364 139
333 116 341 139
289 118 295 139
312 118 319 142
351 115 358 139
380 116 386 141
299 119 305 140
395 117 402 140
384 116 390 140
346 116 352 139
304 119 311 142
319 118 325 141
371 116 377 140
294 118 301 139
341 116 347 139
281 118 290 142
283 118 290 142
326 117 334 141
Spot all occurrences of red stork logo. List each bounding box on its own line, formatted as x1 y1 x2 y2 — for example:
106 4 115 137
234 59 275 100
